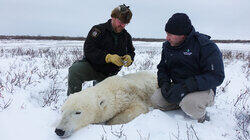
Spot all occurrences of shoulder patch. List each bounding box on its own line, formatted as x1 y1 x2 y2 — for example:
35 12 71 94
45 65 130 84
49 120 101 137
91 28 101 38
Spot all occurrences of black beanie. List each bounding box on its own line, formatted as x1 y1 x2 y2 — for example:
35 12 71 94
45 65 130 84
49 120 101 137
165 13 192 35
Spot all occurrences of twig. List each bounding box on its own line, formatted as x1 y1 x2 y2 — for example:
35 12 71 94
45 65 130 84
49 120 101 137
190 125 199 140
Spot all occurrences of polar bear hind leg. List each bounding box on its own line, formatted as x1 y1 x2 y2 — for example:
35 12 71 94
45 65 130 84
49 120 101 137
106 101 148 125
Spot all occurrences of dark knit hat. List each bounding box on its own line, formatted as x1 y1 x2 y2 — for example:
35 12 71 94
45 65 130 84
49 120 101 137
165 13 192 35
111 4 132 24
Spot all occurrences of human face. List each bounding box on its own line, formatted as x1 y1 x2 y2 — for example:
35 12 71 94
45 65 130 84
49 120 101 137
166 32 186 47
111 18 127 33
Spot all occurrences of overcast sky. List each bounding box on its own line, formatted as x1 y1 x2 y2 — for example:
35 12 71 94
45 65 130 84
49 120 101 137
1 0 249 39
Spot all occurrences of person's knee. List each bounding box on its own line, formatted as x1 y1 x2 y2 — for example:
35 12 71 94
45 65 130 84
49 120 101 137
150 89 162 106
180 98 205 119
68 63 77 74
150 89 178 110
180 99 198 111
68 63 82 79
68 63 73 73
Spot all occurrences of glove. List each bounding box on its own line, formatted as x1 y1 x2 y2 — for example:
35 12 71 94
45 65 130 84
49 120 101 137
160 82 171 99
164 77 198 104
184 77 198 93
105 54 123 66
121 55 133 67
165 83 188 104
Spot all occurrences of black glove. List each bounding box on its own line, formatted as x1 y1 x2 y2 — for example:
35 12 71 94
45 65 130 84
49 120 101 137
160 82 171 99
165 77 198 104
164 83 188 104
184 77 198 93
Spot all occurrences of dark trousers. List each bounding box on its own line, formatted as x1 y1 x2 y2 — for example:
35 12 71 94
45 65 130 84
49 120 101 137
67 59 108 96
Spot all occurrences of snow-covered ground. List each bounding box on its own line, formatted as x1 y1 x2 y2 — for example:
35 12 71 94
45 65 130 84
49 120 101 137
0 40 249 140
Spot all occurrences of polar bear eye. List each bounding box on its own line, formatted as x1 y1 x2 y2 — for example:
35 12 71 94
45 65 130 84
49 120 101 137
75 111 81 115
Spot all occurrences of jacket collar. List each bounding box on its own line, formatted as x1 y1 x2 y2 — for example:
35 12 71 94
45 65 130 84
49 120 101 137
105 19 126 35
166 26 195 50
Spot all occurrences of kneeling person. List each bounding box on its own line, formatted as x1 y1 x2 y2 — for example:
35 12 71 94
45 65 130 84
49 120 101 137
67 4 135 96
151 13 225 123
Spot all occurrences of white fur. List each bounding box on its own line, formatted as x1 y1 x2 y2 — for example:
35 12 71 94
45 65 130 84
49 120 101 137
55 71 157 137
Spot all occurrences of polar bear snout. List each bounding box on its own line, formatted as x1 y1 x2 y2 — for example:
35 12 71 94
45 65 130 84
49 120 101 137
55 128 65 136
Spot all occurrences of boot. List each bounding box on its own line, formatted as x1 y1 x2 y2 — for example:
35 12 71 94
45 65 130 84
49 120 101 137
158 103 180 111
198 113 210 123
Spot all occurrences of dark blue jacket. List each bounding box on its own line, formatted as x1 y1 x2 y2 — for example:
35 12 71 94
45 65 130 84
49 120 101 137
157 28 225 94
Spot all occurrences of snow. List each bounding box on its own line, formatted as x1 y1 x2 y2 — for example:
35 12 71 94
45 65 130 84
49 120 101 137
0 40 249 140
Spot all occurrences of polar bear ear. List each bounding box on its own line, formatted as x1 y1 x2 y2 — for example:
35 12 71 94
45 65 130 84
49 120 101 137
99 100 106 110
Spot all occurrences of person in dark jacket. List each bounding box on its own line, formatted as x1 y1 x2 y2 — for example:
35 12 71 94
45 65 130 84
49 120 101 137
67 4 135 96
151 13 225 123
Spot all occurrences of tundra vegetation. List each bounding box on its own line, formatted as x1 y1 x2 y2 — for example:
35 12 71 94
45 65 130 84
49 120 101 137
0 39 249 140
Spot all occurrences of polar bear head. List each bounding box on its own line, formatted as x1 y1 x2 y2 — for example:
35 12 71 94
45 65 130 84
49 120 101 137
55 90 107 137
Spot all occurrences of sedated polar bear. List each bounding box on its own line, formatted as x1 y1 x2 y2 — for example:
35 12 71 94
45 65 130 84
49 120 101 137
55 71 158 137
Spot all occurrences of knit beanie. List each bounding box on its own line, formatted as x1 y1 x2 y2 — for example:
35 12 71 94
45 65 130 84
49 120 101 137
165 13 192 35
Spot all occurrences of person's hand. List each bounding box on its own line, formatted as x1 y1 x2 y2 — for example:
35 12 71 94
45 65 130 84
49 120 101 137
165 77 197 104
122 55 132 67
160 82 171 99
165 83 188 104
184 77 198 93
105 54 123 66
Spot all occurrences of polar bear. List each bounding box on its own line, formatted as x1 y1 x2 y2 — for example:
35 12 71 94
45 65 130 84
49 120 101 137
55 71 157 137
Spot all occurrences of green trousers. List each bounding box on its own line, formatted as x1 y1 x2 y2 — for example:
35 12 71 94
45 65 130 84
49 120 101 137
67 59 108 96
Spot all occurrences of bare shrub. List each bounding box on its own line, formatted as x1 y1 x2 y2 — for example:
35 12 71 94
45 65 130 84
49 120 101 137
101 125 108 140
37 69 57 79
170 123 180 140
40 80 64 107
137 130 150 140
39 70 65 107
218 80 231 94
0 92 13 111
235 52 245 60
3 65 39 90
139 59 153 70
234 87 250 140
110 125 126 139
145 50 157 59
222 51 233 60
1 35 250 43
4 72 15 94
0 35 85 41
0 98 13 111
169 123 200 140
0 48 3 57
101 125 127 140
241 57 250 80
43 47 82 69
70 47 83 62
222 50 250 61
9 48 37 58
188 124 200 140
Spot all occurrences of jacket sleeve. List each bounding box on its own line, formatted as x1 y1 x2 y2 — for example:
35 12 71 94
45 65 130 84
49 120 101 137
157 45 171 87
126 34 135 60
84 26 108 65
194 42 225 91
